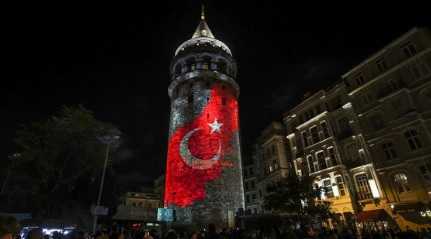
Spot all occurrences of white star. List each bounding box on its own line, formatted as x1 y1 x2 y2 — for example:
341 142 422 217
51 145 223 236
208 119 223 134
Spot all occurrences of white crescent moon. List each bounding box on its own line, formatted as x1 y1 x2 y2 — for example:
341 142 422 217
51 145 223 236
179 128 221 170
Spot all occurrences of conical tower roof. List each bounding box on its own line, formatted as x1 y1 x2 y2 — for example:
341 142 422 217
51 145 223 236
174 5 232 56
192 19 215 39
191 6 215 39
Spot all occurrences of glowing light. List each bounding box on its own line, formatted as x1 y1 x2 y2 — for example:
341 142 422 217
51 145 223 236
332 185 340 197
368 179 380 198
164 84 239 207
342 102 352 109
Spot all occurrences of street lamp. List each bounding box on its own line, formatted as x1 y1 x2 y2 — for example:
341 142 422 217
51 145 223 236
92 133 120 234
1 153 21 194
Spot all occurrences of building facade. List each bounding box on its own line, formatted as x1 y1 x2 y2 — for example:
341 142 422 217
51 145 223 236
113 192 161 222
164 9 244 228
342 27 431 229
243 163 259 215
283 83 384 225
244 122 292 215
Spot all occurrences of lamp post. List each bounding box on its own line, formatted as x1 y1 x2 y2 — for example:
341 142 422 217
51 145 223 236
92 134 120 234
1 153 21 194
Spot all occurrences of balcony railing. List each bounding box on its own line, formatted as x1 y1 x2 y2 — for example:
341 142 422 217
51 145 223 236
377 81 407 99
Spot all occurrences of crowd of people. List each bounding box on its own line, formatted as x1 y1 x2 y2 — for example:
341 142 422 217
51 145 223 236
3 219 431 239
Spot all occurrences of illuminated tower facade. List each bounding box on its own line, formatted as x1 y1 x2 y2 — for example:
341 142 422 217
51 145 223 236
164 8 244 227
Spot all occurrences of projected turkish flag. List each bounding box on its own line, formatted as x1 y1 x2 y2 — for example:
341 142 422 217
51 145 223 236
164 83 239 207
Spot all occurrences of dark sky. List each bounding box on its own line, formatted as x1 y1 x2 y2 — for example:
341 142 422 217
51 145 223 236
2 2 430 185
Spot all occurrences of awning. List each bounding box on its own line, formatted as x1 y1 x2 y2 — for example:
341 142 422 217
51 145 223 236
399 211 431 225
356 209 390 222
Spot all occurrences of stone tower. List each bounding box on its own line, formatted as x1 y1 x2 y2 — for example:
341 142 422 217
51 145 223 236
164 7 244 228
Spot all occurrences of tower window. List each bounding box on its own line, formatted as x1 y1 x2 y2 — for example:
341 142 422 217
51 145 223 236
175 64 182 75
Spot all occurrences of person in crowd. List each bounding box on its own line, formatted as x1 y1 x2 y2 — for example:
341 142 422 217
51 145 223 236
0 216 19 239
143 231 153 239
27 229 43 239
164 230 177 239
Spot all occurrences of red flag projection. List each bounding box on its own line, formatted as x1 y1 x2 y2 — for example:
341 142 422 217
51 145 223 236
164 83 239 207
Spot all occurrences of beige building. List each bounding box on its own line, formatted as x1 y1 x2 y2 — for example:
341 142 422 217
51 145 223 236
250 122 292 214
342 27 431 229
283 83 385 225
113 192 162 222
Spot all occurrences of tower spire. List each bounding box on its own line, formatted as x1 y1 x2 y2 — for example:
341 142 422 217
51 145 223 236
201 4 205 20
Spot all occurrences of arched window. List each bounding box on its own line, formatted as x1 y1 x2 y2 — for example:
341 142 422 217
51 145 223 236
394 173 410 193
174 64 182 75
218 60 227 74
186 58 195 72
202 56 211 70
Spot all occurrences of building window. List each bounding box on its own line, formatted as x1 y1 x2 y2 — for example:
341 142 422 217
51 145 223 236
394 173 410 193
246 195 250 204
338 117 351 133
251 181 255 189
419 163 431 183
321 121 330 138
310 126 320 144
244 182 249 191
382 142 397 160
388 78 404 92
345 143 358 162
376 58 388 73
202 62 209 70
317 151 326 171
409 63 422 79
323 179 333 198
404 129 422 151
252 194 257 200
249 168 254 176
273 160 279 170
306 155 314 173
327 147 337 166
259 190 262 198
355 174 372 200
369 114 384 130
302 131 309 147
402 42 417 58
355 74 365 86
336 176 346 196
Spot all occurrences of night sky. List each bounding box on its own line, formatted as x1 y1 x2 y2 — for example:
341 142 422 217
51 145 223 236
2 2 430 185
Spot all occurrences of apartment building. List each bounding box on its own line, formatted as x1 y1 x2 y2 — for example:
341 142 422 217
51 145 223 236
283 83 384 225
342 27 431 229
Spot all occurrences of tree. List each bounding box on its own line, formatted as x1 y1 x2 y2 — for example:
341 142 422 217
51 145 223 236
263 174 332 224
7 105 122 221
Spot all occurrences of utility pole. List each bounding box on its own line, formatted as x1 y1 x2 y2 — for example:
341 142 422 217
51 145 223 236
92 134 120 234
